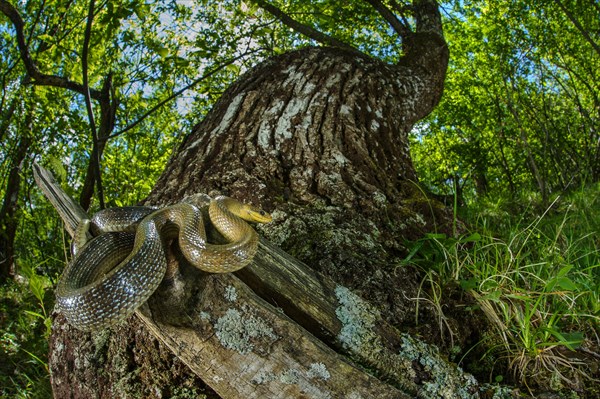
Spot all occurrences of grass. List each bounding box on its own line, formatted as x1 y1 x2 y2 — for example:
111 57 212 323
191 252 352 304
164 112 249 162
404 183 600 394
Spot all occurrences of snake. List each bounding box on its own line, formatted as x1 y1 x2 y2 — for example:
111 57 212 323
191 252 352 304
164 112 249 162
56 195 272 331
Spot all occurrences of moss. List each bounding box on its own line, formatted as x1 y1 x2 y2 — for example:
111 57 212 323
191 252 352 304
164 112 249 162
213 308 278 355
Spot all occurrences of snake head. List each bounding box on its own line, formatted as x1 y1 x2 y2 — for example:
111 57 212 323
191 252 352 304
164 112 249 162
239 204 273 223
215 196 273 224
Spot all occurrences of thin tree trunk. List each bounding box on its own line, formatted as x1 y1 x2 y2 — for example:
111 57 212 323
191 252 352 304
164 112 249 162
0 114 32 281
78 75 117 211
504 81 547 202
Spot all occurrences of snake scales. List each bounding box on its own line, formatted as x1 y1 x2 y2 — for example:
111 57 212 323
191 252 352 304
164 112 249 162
56 195 272 331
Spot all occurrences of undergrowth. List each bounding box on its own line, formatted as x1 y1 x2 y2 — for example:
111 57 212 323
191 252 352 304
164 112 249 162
405 183 600 395
0 264 54 398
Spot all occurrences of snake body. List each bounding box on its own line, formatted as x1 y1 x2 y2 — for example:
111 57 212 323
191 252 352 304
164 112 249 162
56 196 271 331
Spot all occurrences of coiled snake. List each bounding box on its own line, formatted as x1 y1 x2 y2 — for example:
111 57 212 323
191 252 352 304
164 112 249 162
56 195 272 331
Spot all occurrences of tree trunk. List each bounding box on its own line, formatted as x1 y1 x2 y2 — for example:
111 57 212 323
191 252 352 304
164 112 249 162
0 108 32 282
78 75 118 211
46 15 492 398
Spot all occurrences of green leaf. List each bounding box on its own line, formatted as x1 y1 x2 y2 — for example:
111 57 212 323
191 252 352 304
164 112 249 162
539 327 584 351
556 276 578 291
425 233 447 240
481 290 502 302
460 278 478 290
460 232 482 243
24 310 45 320
37 34 54 43
48 156 67 182
156 46 169 58
556 265 573 278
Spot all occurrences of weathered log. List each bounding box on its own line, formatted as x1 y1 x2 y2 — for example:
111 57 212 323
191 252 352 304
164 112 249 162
32 162 87 237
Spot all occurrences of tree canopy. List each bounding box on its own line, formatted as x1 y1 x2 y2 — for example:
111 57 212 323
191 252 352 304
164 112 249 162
412 0 599 204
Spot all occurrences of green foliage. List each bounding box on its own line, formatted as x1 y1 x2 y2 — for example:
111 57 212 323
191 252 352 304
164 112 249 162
1 271 53 398
412 0 599 203
404 184 600 391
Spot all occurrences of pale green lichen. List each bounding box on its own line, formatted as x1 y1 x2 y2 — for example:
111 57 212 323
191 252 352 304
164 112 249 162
334 285 417 391
479 384 516 399
91 328 111 361
334 285 379 351
252 366 333 398
199 311 210 321
278 367 332 399
262 204 383 263
307 363 331 380
279 369 301 384
224 285 238 302
251 370 276 384
213 308 278 354
413 213 426 226
372 191 387 207
335 284 486 397
253 364 330 384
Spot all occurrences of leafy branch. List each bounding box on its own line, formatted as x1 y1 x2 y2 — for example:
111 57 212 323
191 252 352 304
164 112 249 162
252 0 358 52
0 0 102 98
364 0 412 38
112 50 259 139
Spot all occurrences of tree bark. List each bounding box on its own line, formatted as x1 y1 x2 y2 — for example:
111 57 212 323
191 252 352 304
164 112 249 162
45 3 493 398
